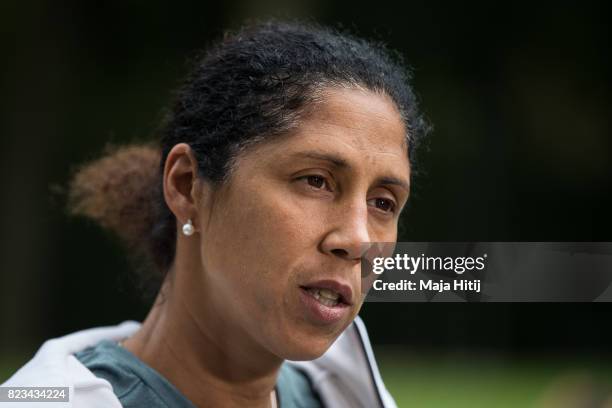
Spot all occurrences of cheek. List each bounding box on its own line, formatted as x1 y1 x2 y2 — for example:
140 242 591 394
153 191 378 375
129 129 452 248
201 186 317 307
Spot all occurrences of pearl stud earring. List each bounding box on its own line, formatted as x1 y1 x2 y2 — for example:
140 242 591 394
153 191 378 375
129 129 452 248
182 219 195 236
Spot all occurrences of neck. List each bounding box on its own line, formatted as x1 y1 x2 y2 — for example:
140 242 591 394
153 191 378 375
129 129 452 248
123 260 282 407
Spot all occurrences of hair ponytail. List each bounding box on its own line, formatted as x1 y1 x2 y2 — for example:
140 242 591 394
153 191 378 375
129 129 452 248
68 144 162 258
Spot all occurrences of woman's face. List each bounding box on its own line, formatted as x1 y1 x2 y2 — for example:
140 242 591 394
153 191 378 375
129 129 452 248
196 87 410 360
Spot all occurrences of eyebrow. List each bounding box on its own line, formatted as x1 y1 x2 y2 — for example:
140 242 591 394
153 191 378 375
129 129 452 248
376 176 411 193
292 151 349 168
289 151 411 192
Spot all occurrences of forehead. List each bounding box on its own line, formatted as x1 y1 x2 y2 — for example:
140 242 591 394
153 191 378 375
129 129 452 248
251 87 410 175
305 87 408 152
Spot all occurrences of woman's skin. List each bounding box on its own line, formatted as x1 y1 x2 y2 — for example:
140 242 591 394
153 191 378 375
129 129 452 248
123 87 411 408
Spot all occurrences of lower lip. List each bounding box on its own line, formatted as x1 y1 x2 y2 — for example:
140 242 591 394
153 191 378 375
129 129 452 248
298 287 351 325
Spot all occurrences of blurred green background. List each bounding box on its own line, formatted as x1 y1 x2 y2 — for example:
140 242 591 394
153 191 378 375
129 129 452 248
1 0 611 406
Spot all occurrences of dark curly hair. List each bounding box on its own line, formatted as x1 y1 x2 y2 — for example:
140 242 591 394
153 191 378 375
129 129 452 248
68 20 430 300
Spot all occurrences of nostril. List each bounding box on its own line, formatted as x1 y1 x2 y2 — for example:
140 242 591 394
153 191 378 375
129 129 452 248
331 248 349 257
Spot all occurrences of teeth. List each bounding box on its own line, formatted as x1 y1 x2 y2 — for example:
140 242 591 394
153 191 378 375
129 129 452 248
319 289 340 301
307 288 340 307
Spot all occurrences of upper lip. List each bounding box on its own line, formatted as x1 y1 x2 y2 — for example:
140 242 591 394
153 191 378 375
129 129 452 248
300 279 354 305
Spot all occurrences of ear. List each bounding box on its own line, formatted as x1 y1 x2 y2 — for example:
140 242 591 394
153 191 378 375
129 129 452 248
163 143 201 229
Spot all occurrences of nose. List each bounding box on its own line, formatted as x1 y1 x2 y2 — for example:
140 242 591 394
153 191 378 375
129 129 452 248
320 201 372 261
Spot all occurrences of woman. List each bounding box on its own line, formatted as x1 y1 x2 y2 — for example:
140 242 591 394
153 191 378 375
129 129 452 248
3 21 428 407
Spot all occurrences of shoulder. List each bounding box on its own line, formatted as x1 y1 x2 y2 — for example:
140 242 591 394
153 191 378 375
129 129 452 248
1 321 141 408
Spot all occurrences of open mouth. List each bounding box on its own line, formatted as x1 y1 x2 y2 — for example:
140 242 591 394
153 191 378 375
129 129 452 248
298 281 353 324
301 287 345 307
299 279 353 307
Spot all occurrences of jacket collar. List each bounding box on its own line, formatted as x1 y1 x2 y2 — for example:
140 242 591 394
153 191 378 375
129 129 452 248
3 318 396 408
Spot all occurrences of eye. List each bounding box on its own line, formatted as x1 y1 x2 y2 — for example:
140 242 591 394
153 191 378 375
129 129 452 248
299 175 331 191
367 197 397 214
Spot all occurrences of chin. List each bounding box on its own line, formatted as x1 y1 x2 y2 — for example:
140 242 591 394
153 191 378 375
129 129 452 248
281 343 331 361
276 327 342 361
